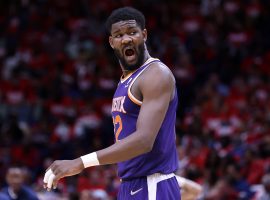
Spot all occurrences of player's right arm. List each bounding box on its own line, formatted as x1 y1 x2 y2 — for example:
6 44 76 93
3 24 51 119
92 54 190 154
43 63 175 190
96 63 175 164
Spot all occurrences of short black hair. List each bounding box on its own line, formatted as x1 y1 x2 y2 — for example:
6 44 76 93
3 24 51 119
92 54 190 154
105 7 145 34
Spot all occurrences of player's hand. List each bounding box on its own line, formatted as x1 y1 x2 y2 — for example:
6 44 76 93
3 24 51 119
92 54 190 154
43 158 84 191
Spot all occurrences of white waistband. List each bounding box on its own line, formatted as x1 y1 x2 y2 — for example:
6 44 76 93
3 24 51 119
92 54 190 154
147 173 175 200
147 173 175 181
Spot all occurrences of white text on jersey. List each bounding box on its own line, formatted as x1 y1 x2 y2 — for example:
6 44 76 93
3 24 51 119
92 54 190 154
112 96 127 113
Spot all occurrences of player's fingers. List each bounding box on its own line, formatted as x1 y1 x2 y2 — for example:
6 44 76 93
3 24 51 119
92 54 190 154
53 179 59 190
47 172 56 191
43 168 53 184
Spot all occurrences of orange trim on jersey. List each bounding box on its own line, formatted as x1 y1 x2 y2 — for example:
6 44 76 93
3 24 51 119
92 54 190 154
128 89 142 106
124 57 160 106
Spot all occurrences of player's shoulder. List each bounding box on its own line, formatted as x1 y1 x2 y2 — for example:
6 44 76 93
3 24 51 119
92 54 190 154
143 59 175 83
136 59 175 95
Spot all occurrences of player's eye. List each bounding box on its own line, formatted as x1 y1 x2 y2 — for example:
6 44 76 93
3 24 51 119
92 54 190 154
114 34 122 38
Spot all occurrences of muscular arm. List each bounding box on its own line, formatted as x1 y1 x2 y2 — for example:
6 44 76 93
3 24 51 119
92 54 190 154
97 63 175 164
44 63 175 190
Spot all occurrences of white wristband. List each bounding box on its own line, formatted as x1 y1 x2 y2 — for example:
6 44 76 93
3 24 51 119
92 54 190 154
80 152 100 168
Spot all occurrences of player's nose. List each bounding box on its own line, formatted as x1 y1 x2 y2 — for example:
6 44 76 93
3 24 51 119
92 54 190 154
121 34 132 44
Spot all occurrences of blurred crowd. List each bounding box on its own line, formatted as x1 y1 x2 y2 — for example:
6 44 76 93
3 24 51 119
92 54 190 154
0 0 270 199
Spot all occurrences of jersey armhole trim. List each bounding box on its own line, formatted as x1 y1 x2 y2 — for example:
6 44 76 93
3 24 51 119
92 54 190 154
128 88 142 106
127 59 160 106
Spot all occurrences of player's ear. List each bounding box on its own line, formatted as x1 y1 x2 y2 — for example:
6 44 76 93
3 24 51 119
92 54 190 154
109 36 114 49
142 29 147 42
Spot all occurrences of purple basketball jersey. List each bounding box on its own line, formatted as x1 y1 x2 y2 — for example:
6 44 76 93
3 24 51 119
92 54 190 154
111 57 178 179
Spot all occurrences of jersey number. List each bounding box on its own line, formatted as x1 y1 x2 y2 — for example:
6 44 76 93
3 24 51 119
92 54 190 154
113 115 122 141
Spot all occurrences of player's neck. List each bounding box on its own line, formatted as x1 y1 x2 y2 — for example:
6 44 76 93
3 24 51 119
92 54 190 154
121 53 151 77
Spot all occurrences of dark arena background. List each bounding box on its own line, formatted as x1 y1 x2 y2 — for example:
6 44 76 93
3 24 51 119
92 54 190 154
0 0 270 199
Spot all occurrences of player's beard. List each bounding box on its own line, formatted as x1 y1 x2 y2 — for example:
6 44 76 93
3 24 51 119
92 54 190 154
114 43 145 71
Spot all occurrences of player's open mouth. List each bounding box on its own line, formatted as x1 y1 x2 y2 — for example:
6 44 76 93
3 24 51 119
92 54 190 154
124 47 136 62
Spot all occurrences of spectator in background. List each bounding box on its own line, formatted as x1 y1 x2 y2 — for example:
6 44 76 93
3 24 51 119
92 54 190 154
0 166 39 200
257 173 270 200
176 175 202 200
0 192 9 200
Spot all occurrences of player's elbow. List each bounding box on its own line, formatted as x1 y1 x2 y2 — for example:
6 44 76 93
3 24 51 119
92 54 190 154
137 136 154 153
143 142 153 153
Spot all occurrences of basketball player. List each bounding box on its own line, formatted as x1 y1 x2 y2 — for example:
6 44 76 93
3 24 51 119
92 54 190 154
44 7 180 199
